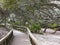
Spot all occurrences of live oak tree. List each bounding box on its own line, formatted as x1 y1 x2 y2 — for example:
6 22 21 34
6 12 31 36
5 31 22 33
0 0 60 33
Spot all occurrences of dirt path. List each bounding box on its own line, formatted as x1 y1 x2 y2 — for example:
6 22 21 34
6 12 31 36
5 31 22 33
33 28 60 45
10 30 31 45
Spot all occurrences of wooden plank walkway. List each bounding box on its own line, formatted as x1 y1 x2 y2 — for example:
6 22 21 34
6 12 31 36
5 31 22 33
10 30 31 45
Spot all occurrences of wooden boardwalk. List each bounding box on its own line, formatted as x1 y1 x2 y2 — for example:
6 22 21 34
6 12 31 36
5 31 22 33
10 30 31 45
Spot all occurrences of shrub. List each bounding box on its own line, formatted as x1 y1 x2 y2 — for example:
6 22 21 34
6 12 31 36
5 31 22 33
30 23 41 33
48 23 58 28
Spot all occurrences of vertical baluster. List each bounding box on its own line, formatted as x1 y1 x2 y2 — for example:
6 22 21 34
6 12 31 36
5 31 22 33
5 40 6 45
2 42 3 45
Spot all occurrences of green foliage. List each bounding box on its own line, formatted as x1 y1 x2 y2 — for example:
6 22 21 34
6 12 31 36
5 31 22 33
0 0 59 33
13 21 20 26
0 25 4 27
30 23 41 32
48 23 58 28
15 21 20 25
3 0 18 10
10 21 20 29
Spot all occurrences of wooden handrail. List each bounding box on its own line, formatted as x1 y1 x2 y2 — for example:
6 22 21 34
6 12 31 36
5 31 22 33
0 29 13 45
0 25 40 45
27 27 40 45
15 26 40 45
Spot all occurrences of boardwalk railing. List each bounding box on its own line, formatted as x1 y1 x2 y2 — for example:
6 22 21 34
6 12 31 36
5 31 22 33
14 26 40 45
0 29 13 45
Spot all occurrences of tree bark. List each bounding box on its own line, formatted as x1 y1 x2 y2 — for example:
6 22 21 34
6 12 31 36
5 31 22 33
44 27 47 32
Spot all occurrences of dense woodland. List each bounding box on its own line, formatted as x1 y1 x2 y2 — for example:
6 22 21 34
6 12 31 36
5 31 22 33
0 0 60 33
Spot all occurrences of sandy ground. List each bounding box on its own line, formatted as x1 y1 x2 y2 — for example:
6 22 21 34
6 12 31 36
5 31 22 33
33 28 60 45
0 27 8 39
